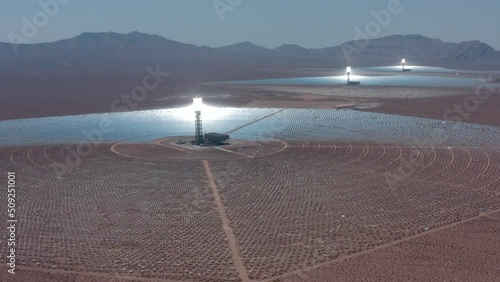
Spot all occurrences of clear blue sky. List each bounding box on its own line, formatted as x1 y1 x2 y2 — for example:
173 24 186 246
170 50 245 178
1 0 499 49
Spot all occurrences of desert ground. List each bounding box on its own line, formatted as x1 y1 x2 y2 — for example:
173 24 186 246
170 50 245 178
1 66 499 281
197 76 500 127
275 209 500 282
1 135 499 281
2 67 499 125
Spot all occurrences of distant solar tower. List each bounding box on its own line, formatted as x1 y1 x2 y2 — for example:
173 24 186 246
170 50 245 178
346 66 351 85
193 98 204 145
402 58 406 71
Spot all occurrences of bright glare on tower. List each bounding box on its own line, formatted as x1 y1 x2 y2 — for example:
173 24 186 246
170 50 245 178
193 97 203 111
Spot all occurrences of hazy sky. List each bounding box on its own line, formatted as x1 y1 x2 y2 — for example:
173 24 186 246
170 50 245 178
1 0 499 49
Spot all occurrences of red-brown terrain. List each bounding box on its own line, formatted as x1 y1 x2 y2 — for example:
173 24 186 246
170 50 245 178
1 138 499 281
275 210 500 282
365 92 500 127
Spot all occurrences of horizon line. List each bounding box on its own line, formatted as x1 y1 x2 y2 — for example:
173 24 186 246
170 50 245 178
2 31 497 51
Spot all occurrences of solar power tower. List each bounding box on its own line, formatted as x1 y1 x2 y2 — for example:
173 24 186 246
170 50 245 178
193 98 204 145
195 111 203 144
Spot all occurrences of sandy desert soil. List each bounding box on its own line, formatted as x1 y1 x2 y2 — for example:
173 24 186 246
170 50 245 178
0 144 242 281
0 68 316 121
0 266 175 282
362 93 500 127
201 83 474 100
208 141 500 280
198 83 500 127
274 210 500 282
3 67 497 124
2 136 498 281
6 208 498 282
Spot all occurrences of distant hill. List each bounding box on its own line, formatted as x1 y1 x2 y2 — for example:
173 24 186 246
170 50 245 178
216 41 271 56
0 32 214 67
334 35 499 64
1 32 499 70
272 44 312 57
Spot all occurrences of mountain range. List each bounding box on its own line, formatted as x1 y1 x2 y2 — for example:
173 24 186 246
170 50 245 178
1 32 499 71
1 32 499 121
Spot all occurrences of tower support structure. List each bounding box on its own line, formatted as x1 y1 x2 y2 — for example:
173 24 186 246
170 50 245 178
195 110 204 145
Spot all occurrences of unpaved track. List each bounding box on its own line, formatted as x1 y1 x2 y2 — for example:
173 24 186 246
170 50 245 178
263 207 500 282
224 109 286 134
203 160 251 282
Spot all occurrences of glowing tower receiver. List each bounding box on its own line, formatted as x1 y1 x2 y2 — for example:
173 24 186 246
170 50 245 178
193 97 204 145
346 66 351 84
402 58 406 71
